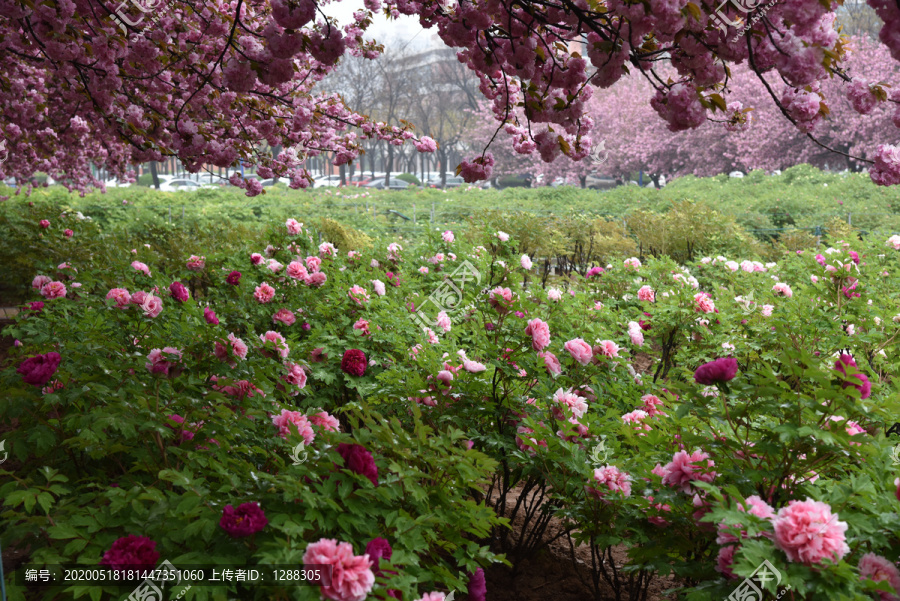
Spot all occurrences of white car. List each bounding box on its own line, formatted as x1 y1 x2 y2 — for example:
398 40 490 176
729 171 745 178
313 175 342 188
159 178 212 192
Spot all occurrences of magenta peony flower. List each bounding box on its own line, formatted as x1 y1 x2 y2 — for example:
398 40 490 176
303 538 375 601
250 253 263 265
28 301 44 313
772 498 849 565
219 502 268 538
564 338 593 365
834 354 872 399
364 538 392 576
145 347 182 375
525 318 550 351
694 357 738 385
467 567 487 601
896 478 900 503
100 535 159 570
226 270 242 285
169 281 190 302
17 352 61 386
64 228 73 238
341 349 367 377
39 219 50 228
204 307 219 325
337 443 378 486
858 553 900 601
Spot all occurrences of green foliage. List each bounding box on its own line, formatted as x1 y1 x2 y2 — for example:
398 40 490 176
396 173 421 186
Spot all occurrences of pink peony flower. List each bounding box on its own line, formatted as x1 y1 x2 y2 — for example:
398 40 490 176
145 347 182 375
624 257 641 269
637 285 655 302
131 261 150 276
17 352 61 386
41 281 67 299
693 292 716 313
254 282 276 303
106 288 131 308
348 285 370 305
488 287 514 313
303 539 375 601
496 231 509 242
564 338 593 365
273 308 296 326
309 411 340 431
694 357 738 385
595 340 620 358
858 553 900 601
337 443 378 486
371 280 386 296
715 545 738 579
39 219 50 228
306 256 322 273
588 465 632 498
307 272 327 287
436 311 451 333
353 318 370 335
100 535 159 570
463 359 487 373
516 425 547 455
553 387 588 419
661 450 717 493
282 362 308 390
186 255 205 271
63 229 73 237
525 318 550 351
272 410 315 443
547 287 562 302
260 330 290 359
140 293 162 318
772 498 849 565
220 502 268 537
442 230 455 243
286 218 303 235
772 282 793 297
214 332 249 365
251 253 263 265
32 275 51 290
520 254 533 270
641 394 667 416
539 351 562 376
287 261 308 280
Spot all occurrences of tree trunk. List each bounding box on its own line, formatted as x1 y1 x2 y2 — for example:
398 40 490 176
150 161 160 189
439 149 447 188
579 175 587 188
386 145 394 187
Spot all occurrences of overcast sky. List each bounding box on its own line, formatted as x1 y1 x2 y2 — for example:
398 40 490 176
319 0 445 51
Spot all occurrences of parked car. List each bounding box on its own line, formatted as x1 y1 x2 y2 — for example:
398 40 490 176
159 178 213 192
313 175 342 188
426 175 465 188
364 178 409 190
584 174 619 190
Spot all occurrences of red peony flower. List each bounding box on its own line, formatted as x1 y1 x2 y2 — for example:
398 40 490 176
364 538 392 576
99 535 160 570
337 443 378 486
226 270 242 286
694 357 738 385
219 502 268 537
341 349 367 377
17 352 61 386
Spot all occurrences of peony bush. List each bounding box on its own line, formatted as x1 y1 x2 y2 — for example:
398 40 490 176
2 207 900 600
